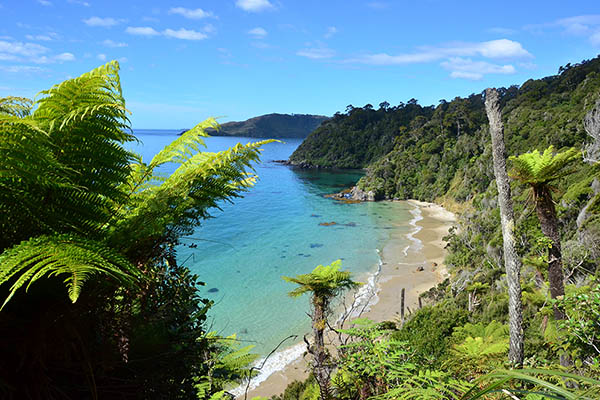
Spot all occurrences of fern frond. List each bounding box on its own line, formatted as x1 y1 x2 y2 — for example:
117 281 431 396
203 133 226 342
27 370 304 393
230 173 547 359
0 234 140 309
150 118 218 168
283 260 363 298
0 96 33 117
509 146 581 185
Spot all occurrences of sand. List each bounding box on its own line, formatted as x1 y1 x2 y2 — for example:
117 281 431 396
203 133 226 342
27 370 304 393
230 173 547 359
237 200 456 399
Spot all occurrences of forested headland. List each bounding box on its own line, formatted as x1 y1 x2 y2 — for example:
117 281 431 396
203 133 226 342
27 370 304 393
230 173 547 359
207 113 328 138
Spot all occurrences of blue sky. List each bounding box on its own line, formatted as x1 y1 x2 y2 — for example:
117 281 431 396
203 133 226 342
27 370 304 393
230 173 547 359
1 0 599 128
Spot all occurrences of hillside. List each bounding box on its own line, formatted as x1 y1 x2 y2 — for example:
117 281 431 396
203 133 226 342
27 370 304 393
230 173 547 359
208 113 328 138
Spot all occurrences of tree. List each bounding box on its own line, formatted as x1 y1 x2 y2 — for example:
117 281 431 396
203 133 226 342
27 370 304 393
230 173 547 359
0 61 270 398
283 260 361 400
484 88 524 365
509 146 580 321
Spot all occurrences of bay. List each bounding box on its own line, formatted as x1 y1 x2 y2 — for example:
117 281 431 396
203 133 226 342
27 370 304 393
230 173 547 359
130 129 415 356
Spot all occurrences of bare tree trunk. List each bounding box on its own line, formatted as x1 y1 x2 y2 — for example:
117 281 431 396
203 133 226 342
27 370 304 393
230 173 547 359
311 296 331 400
485 88 524 365
532 186 566 317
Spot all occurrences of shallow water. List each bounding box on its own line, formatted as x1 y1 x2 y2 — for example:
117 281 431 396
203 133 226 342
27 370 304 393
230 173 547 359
130 130 414 355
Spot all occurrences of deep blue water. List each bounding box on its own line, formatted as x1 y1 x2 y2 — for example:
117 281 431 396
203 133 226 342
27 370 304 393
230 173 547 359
129 129 413 355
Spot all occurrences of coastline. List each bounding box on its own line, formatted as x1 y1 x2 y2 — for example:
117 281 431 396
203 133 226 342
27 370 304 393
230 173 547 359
237 200 455 399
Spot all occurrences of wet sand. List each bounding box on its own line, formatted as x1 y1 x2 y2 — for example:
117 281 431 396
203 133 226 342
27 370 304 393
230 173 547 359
238 200 455 399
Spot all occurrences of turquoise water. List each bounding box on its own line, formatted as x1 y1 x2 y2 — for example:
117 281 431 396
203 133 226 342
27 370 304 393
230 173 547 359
130 130 414 356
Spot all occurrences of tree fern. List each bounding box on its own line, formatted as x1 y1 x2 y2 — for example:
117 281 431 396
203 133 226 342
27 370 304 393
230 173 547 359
0 234 139 308
509 146 580 187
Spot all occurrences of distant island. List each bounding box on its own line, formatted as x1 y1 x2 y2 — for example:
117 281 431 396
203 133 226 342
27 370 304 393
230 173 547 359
206 113 328 138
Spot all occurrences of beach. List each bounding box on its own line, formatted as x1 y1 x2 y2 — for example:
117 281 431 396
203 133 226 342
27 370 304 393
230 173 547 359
238 200 456 399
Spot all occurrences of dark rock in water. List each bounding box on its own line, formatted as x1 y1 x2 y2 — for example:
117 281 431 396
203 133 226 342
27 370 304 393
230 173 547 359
344 222 357 227
310 243 324 248
236 270 241 273
416 266 425 272
304 254 311 257
310 214 321 218
208 287 219 293
298 253 304 256
188 243 198 248
281 255 286 258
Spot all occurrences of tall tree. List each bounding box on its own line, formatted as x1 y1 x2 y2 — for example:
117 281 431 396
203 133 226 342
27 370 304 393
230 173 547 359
283 260 361 400
509 146 580 320
484 88 524 365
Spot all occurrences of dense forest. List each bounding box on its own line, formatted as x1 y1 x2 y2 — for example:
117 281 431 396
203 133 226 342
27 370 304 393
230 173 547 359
278 56 600 399
208 113 328 138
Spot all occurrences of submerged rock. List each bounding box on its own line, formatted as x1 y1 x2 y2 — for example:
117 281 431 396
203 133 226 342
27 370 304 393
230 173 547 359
310 243 324 248
207 288 219 293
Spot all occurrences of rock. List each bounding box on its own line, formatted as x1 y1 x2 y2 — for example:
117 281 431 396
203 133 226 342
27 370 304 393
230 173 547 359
207 288 219 293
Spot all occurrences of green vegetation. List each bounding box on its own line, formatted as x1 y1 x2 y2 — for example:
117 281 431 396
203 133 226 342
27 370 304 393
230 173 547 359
283 260 362 400
208 113 328 138
278 57 600 399
0 61 269 399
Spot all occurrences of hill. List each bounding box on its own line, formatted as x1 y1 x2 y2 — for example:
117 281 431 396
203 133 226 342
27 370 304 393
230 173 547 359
208 113 328 138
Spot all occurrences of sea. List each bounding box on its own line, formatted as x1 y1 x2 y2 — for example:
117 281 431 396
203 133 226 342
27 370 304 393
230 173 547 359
130 129 420 388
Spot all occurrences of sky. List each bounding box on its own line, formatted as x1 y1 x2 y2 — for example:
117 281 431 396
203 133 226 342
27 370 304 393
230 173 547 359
1 1 600 128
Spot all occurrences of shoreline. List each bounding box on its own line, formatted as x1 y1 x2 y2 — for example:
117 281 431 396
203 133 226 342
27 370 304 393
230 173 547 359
237 200 455 399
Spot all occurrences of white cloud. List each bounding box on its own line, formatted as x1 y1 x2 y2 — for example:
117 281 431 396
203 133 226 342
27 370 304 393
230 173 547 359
0 65 45 73
55 52 75 62
347 39 531 66
0 40 48 57
203 24 216 34
441 57 515 80
557 15 600 34
169 7 215 19
163 28 207 40
528 15 600 47
324 26 337 39
97 53 107 61
0 53 19 61
102 39 128 48
487 27 517 35
67 0 90 6
25 34 53 41
37 0 52 6
297 47 335 59
126 26 160 36
236 0 273 12
248 27 267 38
83 16 120 27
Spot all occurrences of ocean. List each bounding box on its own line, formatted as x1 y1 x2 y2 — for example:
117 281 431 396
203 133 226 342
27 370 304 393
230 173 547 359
130 129 417 385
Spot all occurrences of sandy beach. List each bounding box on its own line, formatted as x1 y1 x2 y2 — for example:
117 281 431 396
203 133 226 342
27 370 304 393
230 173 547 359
238 200 455 399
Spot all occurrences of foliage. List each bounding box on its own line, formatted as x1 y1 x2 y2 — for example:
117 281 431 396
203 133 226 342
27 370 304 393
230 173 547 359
508 146 581 187
392 301 469 366
283 259 363 300
554 281 600 367
0 61 268 399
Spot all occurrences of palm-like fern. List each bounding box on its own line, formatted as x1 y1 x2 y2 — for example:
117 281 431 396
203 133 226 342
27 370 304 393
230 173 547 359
509 146 580 331
509 146 580 187
0 234 138 309
106 119 273 263
283 259 363 299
